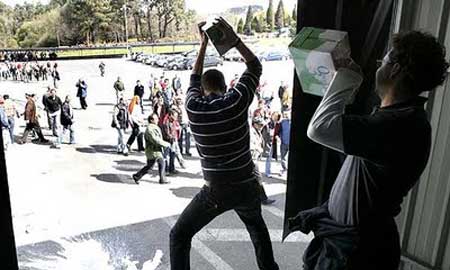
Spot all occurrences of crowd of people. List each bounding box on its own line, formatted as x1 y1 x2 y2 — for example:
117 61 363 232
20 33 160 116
1 50 58 62
0 60 292 185
0 61 61 88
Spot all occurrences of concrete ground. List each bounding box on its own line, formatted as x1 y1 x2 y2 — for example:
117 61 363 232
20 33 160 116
1 57 309 270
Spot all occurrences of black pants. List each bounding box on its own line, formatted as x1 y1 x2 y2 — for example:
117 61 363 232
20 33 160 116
22 122 46 142
138 95 144 113
169 181 279 270
134 158 166 183
80 96 87 109
178 124 191 155
127 123 144 150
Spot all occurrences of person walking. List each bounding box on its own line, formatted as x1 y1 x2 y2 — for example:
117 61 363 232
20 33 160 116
112 97 129 156
162 78 174 108
42 88 52 130
134 80 145 113
295 31 449 270
279 110 291 175
19 93 48 144
132 113 170 185
250 117 276 205
99 61 106 77
0 97 10 150
114 77 125 103
76 79 88 109
265 112 281 177
172 74 182 95
169 19 279 270
46 89 63 147
60 95 75 144
161 108 185 174
3 95 19 144
173 96 191 156
51 66 60 88
126 96 145 152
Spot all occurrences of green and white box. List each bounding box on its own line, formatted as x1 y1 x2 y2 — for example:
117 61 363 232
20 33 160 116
288 27 351 97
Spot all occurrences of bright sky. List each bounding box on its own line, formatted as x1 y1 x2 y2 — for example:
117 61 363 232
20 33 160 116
186 0 297 14
3 0 297 14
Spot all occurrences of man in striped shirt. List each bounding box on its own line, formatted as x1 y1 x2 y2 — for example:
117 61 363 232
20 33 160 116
169 18 279 270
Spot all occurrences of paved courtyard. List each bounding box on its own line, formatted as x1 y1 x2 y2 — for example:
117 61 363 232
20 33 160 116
1 57 310 270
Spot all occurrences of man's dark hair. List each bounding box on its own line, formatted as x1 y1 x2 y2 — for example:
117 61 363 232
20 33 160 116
3 94 9 99
148 113 158 123
202 69 227 94
390 31 449 94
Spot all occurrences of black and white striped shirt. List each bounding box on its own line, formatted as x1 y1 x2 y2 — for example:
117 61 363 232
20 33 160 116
186 59 262 184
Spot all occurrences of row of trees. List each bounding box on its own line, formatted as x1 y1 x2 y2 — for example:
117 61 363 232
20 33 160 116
237 0 296 35
0 0 198 48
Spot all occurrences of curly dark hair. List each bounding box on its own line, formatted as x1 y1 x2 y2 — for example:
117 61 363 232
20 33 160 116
390 31 449 94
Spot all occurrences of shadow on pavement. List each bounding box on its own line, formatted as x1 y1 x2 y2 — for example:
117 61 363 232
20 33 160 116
114 159 146 166
95 102 115 106
113 159 146 172
169 186 201 199
76 147 97 154
75 144 145 156
91 173 135 185
170 171 203 180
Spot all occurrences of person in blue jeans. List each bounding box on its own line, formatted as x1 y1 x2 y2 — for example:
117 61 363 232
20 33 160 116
3 95 19 144
279 110 291 175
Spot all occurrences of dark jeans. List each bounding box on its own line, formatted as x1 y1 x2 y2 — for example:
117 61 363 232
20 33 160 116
138 95 144 113
22 122 46 142
164 145 176 172
134 158 166 183
178 124 191 155
170 181 279 270
127 123 144 150
80 96 87 109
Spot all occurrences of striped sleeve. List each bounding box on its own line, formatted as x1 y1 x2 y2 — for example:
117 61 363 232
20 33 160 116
233 58 262 107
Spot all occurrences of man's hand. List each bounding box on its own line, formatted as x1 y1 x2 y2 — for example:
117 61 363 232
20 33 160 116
198 22 208 45
192 21 208 76
215 17 240 47
335 57 363 76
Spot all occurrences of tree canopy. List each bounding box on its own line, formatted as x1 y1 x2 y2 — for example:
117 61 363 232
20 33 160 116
0 0 197 48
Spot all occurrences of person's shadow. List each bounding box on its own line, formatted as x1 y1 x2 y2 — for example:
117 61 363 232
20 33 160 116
91 173 136 185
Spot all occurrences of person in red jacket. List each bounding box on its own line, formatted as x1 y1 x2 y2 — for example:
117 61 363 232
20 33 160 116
160 109 184 174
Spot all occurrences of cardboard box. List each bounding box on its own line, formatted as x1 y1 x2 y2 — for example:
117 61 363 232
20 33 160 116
202 19 234 56
288 27 351 97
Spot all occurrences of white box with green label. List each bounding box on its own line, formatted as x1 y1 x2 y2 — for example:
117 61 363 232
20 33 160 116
288 27 351 97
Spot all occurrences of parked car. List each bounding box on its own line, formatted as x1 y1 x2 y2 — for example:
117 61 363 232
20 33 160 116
167 56 193 70
185 55 223 69
258 50 290 62
223 49 242 62
131 52 143 61
135 53 147 62
143 54 157 65
149 55 165 66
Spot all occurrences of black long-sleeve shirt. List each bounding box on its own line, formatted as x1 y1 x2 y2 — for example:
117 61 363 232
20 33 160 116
186 59 262 184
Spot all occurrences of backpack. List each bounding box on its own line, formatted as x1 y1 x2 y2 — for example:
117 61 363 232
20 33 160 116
112 106 127 129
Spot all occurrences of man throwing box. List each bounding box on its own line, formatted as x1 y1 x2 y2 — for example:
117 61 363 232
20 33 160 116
295 31 449 269
169 18 279 270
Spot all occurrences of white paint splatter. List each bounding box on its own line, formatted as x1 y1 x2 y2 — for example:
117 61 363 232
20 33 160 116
19 238 163 270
